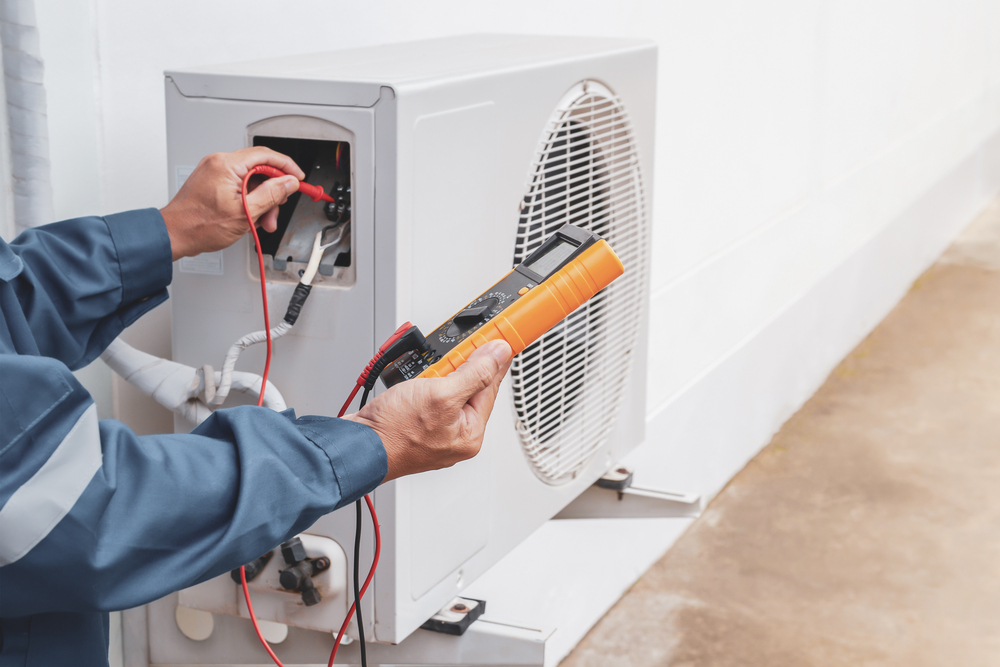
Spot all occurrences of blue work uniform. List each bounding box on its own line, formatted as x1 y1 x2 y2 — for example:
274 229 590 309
0 210 387 665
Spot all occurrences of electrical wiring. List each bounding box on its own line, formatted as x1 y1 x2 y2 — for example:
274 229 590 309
328 494 380 667
238 165 382 667
211 321 292 406
238 165 284 663
338 384 363 418
354 500 368 665
213 226 340 407
333 382 382 667
239 565 285 666
240 166 276 408
336 320 419 418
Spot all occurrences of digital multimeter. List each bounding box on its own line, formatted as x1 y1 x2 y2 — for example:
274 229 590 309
379 224 624 388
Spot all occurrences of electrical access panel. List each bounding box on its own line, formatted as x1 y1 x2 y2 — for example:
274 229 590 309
158 34 655 660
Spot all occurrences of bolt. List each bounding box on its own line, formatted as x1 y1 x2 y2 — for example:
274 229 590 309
451 603 468 613
301 584 322 607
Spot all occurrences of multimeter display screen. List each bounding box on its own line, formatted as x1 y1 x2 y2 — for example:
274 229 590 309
522 239 578 279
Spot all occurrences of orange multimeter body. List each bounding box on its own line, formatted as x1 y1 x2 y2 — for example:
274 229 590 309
378 224 624 388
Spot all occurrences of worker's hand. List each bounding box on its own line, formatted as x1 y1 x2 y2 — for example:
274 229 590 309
160 147 305 261
343 341 514 482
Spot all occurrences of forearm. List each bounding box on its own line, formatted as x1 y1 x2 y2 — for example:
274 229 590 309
5 209 172 369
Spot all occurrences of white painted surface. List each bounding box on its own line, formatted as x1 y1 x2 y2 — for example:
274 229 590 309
465 517 694 667
0 38 14 242
21 0 1000 663
35 0 113 419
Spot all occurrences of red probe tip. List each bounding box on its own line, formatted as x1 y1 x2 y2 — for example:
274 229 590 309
297 181 335 203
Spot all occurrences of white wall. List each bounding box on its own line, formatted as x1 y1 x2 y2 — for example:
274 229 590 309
34 0 115 419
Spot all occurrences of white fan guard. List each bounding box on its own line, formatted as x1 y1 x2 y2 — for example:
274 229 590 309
511 80 649 485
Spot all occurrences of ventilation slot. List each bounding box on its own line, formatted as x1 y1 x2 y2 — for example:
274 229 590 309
511 81 649 485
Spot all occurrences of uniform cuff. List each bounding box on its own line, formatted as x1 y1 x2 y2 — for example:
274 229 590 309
292 417 388 509
104 209 173 306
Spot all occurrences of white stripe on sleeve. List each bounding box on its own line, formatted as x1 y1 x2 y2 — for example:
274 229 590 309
0 404 102 566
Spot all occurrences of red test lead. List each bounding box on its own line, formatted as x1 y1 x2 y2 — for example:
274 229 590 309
239 165 382 667
250 164 335 203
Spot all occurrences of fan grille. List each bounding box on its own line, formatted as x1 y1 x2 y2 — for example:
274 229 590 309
511 81 648 485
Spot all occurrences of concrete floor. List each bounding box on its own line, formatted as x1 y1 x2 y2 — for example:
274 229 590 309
561 197 1000 667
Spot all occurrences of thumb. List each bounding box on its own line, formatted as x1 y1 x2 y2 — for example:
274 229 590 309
246 175 298 222
442 340 511 401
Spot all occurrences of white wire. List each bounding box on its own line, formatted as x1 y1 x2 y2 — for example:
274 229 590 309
301 231 324 286
205 226 337 407
211 320 293 406
302 224 346 286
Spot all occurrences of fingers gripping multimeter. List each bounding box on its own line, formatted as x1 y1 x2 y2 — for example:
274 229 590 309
379 224 624 388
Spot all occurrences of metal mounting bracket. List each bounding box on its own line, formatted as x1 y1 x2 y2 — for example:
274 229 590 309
420 596 486 636
553 466 702 520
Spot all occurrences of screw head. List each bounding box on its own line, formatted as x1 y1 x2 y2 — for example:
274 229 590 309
451 603 468 613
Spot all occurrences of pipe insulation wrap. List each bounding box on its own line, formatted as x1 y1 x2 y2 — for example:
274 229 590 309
211 320 292 406
100 338 287 426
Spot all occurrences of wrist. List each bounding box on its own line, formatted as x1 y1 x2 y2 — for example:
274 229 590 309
342 413 402 483
160 203 192 261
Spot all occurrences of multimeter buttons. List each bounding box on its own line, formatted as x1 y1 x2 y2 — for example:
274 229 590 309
446 297 500 338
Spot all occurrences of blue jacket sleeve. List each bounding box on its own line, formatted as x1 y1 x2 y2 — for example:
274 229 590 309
0 210 388 616
0 357 387 616
4 209 172 369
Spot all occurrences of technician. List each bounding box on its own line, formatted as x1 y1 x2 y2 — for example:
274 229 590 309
0 147 512 665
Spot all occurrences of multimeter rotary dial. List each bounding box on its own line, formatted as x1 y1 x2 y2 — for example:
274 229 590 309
441 292 507 341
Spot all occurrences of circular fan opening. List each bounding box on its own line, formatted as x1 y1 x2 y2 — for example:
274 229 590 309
511 81 649 485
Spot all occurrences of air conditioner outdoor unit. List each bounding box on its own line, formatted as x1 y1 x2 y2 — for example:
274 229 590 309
158 34 655 656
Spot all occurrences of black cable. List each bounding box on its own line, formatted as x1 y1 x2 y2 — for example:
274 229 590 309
353 388 372 667
353 499 367 667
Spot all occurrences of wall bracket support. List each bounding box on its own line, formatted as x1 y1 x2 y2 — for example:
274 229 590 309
553 465 703 520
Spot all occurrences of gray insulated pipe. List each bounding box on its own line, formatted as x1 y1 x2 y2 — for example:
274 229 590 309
1 0 53 235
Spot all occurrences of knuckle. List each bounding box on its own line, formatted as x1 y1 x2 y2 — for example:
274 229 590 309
265 184 282 208
415 410 435 432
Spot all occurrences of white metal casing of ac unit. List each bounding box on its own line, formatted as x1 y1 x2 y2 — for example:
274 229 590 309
163 34 655 650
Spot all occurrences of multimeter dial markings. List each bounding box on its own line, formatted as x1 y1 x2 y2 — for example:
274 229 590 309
440 293 508 342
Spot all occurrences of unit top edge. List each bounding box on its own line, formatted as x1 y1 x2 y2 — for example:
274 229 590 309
165 33 655 95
